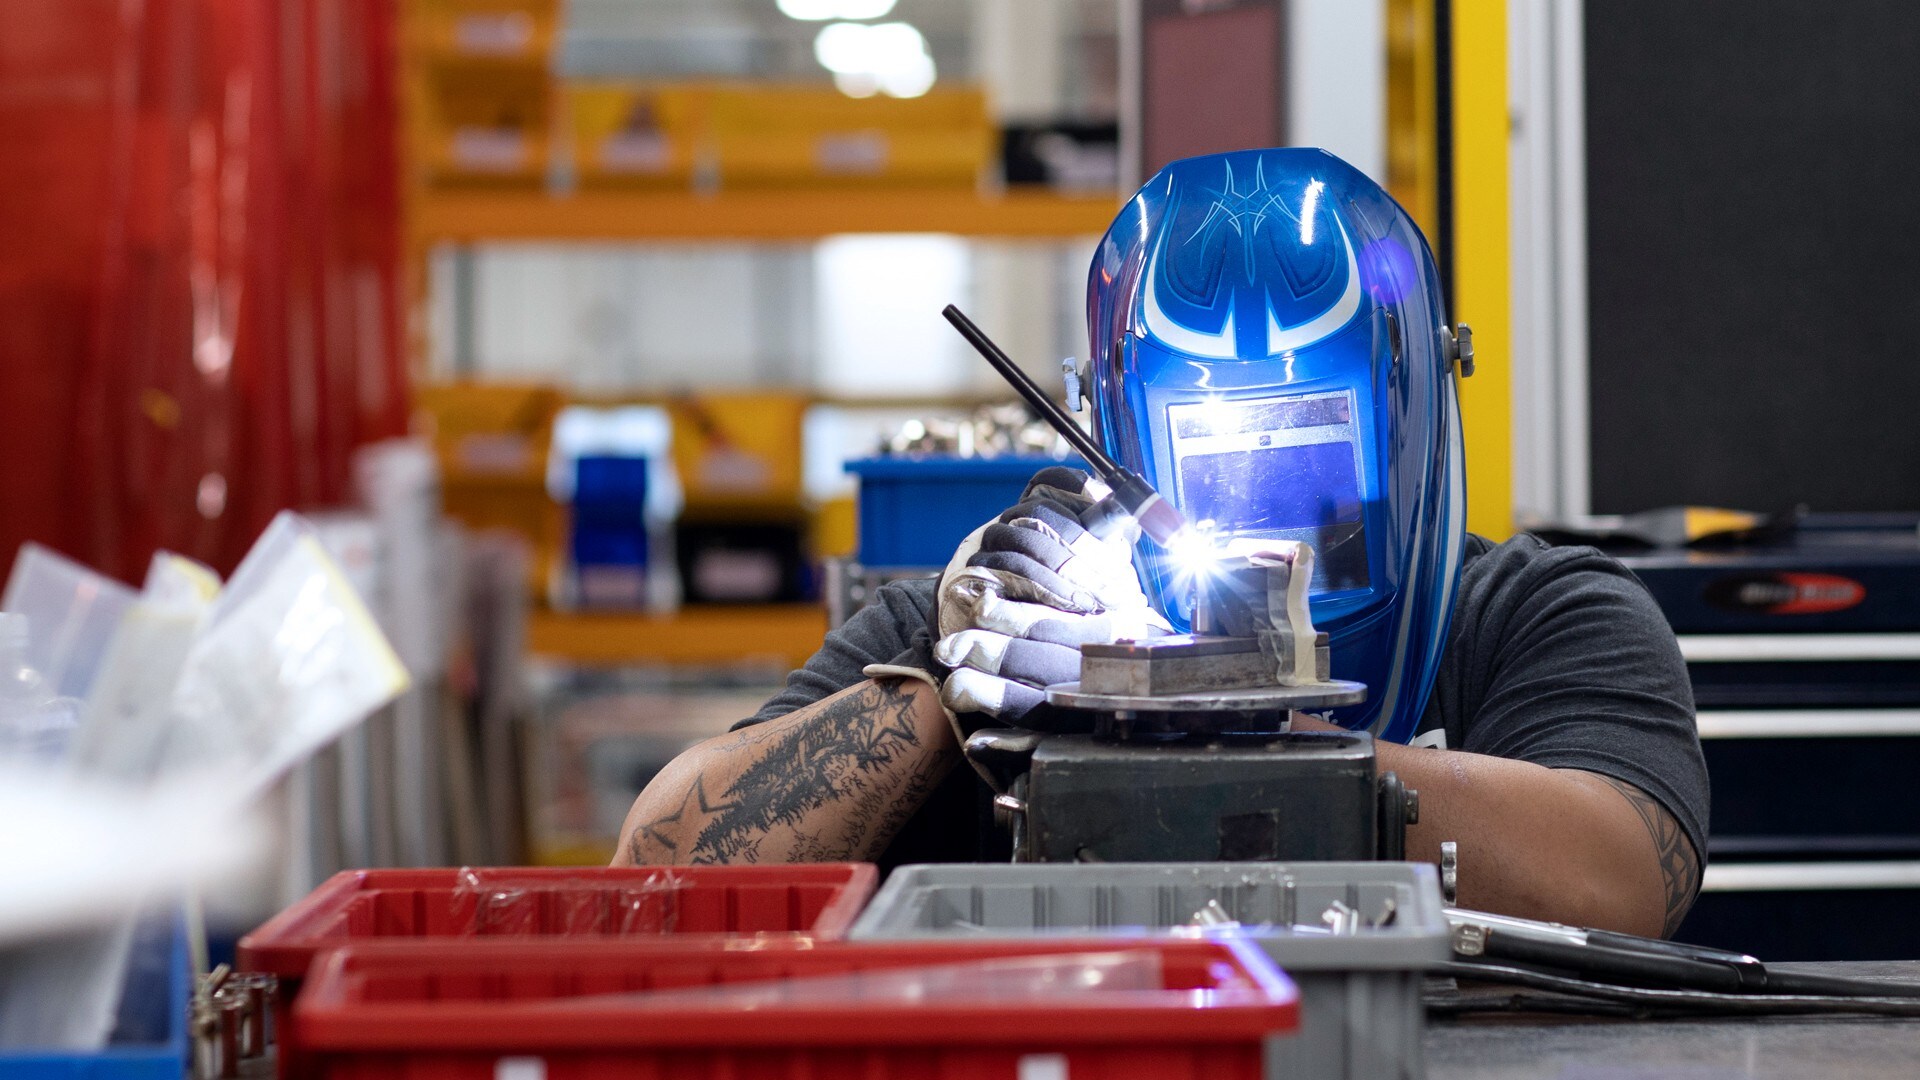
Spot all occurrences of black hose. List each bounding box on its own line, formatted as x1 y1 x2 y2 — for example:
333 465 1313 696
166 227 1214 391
1479 932 1749 992
1425 986 1655 1020
1763 967 1920 1000
1436 960 1920 1018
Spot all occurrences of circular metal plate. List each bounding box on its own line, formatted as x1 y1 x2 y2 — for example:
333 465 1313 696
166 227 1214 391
1046 679 1367 713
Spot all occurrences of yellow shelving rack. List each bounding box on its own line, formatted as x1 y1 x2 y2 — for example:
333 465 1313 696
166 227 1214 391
526 604 827 670
415 188 1120 243
396 2 1121 673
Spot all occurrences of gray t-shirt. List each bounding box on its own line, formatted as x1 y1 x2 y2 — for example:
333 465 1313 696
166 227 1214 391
743 533 1710 870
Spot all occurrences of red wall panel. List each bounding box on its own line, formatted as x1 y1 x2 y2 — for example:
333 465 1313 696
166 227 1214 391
0 0 407 583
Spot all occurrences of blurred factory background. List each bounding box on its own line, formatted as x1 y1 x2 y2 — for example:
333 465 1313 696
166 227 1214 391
6 0 1920 968
0 0 1428 900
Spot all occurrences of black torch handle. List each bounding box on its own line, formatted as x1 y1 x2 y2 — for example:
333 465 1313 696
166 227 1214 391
941 304 1119 479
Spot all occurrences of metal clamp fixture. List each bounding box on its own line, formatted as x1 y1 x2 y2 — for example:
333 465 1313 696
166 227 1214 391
1062 356 1088 412
1444 323 1475 378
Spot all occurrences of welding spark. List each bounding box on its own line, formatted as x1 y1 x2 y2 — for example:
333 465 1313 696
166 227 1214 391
1165 523 1226 584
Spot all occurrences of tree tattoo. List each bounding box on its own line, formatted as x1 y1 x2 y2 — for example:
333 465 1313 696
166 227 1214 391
629 680 947 865
1597 775 1701 937
628 776 734 863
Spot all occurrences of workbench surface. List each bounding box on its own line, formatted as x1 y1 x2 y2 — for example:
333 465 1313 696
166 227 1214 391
1426 961 1920 1078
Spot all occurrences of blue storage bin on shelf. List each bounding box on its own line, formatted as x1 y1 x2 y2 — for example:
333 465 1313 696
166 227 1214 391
573 455 649 511
569 454 651 591
1 917 192 1080
570 522 648 566
846 455 1085 568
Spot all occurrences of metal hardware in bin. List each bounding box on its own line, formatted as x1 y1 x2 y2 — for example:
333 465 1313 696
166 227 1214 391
0 918 191 1080
290 937 1298 1080
846 455 1085 568
850 861 1449 1080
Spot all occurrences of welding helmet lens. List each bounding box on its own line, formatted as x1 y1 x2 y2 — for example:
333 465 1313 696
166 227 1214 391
1164 389 1371 592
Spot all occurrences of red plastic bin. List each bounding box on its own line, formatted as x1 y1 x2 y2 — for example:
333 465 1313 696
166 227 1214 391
292 937 1300 1080
238 864 877 1006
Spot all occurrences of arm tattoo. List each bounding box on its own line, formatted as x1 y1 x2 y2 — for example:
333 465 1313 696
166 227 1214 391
646 680 943 865
1596 775 1701 937
628 776 734 864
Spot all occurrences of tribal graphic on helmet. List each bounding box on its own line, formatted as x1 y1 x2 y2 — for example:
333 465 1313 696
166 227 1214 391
1140 158 1362 360
1085 147 1467 746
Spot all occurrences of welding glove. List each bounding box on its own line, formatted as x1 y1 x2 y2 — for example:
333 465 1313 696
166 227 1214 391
926 466 1169 727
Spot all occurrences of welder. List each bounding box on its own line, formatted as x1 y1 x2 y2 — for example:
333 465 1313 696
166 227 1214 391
615 148 1709 940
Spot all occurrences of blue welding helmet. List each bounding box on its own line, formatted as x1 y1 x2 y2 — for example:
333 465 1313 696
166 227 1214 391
1083 148 1468 744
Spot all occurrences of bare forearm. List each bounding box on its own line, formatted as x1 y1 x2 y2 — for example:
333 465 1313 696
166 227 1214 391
613 678 959 866
1374 737 1696 936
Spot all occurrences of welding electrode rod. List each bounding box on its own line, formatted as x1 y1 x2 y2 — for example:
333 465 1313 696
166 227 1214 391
941 304 1190 547
941 304 1118 476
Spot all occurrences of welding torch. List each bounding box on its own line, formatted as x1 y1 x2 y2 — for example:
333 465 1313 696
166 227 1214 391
942 304 1192 549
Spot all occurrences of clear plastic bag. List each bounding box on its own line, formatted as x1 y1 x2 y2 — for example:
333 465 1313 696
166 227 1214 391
536 949 1166 1010
453 867 685 937
1 544 138 702
160 511 410 799
0 612 81 764
64 554 220 783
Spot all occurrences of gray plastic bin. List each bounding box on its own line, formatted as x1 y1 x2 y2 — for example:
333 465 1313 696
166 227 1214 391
849 862 1448 1080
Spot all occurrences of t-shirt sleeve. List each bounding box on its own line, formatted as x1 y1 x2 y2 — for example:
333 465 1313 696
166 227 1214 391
1447 537 1710 866
736 576 938 728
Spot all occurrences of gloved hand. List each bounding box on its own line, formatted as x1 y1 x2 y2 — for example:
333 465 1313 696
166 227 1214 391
930 466 1169 726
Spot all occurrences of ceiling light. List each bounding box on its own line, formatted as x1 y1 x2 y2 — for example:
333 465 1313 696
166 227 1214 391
832 72 880 98
778 0 897 21
812 21 936 99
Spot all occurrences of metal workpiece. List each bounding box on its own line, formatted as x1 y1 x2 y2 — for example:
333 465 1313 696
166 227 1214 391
1050 632 1364 727
1078 633 1277 695
1191 547 1313 634
1074 632 1344 698
1186 545 1332 687
1045 677 1367 719
1040 529 1356 721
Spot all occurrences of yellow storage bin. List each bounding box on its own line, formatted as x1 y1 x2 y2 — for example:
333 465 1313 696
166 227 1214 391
415 62 551 188
565 82 706 188
812 494 858 560
408 0 559 63
440 478 567 587
416 383 566 589
707 84 993 187
667 392 811 512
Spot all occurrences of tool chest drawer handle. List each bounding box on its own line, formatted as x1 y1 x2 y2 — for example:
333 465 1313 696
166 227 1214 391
1677 633 1920 663
1694 709 1920 739
1701 861 1920 892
